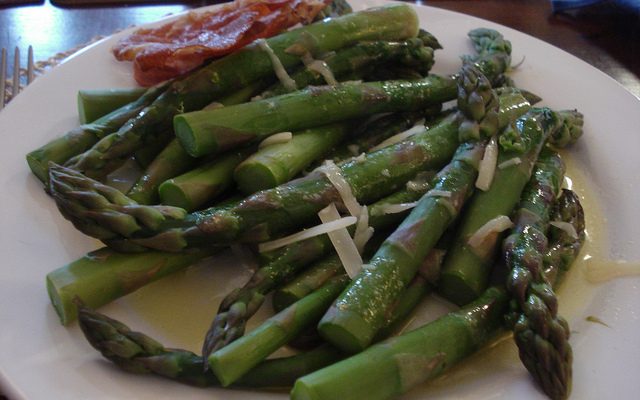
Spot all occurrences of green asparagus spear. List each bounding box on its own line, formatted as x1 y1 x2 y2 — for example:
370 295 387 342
77 88 146 124
260 38 436 98
208 275 350 386
200 177 436 359
233 122 358 194
65 4 421 179
503 152 577 400
76 302 343 388
291 186 585 400
438 108 584 306
316 63 500 353
157 147 255 211
26 82 169 183
46 247 218 325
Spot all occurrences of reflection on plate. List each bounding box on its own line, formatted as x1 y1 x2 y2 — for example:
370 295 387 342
0 1 639 399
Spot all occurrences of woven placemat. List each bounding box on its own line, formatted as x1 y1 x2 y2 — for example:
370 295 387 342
3 36 104 104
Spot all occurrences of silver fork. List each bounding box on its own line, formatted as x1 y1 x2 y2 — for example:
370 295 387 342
0 46 35 110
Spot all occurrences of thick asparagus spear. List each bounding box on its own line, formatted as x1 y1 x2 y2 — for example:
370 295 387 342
208 275 351 386
503 152 577 400
438 108 584 306
46 247 218 325
77 88 146 124
316 63 500 353
65 4 420 179
174 77 456 158
291 188 585 400
26 82 169 183
200 177 436 359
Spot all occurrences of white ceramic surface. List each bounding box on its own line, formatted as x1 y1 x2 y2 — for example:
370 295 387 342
0 1 639 399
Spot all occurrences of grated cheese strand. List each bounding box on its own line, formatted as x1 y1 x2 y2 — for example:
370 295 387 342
498 157 522 169
258 132 293 149
372 202 418 216
353 205 375 253
320 160 362 217
318 203 363 278
476 136 498 191
369 125 426 152
549 221 579 239
257 39 297 92
467 215 514 249
258 214 357 253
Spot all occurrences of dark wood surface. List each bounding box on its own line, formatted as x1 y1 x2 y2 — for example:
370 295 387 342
0 0 639 97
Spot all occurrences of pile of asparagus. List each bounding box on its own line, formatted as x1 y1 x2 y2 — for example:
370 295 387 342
30 3 586 400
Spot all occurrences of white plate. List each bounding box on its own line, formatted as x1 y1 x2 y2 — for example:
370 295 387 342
1 1 639 399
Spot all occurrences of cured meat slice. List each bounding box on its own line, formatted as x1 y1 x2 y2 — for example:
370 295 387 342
113 0 330 86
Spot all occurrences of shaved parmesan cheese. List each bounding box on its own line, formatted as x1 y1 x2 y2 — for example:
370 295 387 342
467 215 513 249
373 202 418 216
258 214 357 253
318 203 363 278
369 125 426 152
549 221 579 239
476 136 498 191
498 157 522 169
258 132 293 149
320 160 362 217
257 39 297 92
353 205 375 253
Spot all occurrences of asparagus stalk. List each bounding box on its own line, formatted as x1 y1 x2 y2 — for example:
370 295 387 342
503 151 577 400
200 177 436 359
26 82 169 183
291 188 585 400
316 63 500 353
157 147 256 211
174 77 456 158
438 108 584 306
208 275 351 386
47 247 218 325
65 4 421 179
233 122 359 194
77 88 146 124
260 37 436 98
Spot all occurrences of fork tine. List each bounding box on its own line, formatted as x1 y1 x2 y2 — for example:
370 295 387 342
12 47 20 100
0 48 6 110
27 45 34 84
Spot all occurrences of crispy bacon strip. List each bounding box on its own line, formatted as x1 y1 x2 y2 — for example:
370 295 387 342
113 0 331 86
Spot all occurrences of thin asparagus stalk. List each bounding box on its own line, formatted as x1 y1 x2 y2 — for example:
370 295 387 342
503 151 578 400
65 4 421 179
77 88 146 124
46 247 218 325
208 275 351 386
438 108 584 306
291 187 585 400
26 82 169 183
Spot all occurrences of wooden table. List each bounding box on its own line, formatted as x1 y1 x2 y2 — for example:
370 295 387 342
1 0 638 97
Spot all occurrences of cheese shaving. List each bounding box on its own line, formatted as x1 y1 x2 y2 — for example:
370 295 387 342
369 125 426 152
427 190 452 198
353 205 374 253
258 132 293 149
476 136 498 191
373 202 418 216
549 221 579 239
498 157 522 169
318 203 363 278
467 215 514 249
257 39 297 92
320 160 362 217
258 214 357 253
